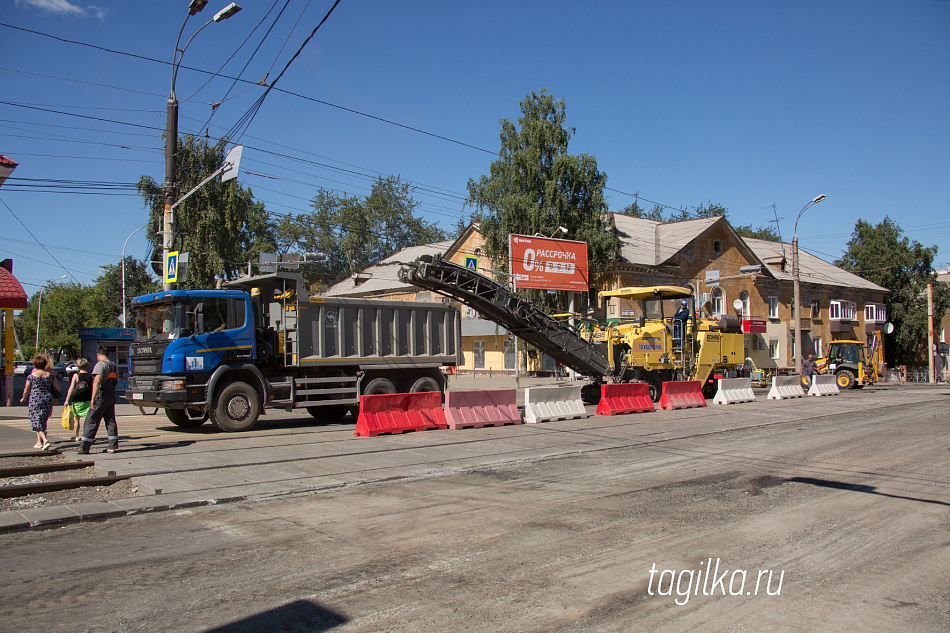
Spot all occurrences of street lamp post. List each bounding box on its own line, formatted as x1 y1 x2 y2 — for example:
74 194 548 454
34 275 67 355
163 1 241 290
793 194 826 376
122 223 150 328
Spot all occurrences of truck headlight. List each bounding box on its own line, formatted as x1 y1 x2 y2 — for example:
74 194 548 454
162 380 186 390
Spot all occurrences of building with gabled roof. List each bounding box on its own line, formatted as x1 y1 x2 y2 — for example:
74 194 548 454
604 212 889 371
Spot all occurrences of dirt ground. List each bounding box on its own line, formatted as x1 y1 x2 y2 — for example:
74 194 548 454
0 395 947 632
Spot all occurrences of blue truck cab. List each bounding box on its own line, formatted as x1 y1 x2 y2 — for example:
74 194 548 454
127 288 264 429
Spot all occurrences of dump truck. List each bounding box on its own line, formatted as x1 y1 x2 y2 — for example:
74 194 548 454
399 255 744 402
126 271 461 431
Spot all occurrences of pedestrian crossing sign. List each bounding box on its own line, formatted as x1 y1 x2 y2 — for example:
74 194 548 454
464 256 479 272
165 251 179 284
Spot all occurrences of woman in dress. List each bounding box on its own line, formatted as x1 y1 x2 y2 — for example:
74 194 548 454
20 354 59 450
64 357 93 442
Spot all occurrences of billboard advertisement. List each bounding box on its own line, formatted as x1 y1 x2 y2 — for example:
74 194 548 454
509 234 589 292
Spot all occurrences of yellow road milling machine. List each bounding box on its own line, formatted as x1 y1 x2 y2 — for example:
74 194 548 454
399 255 745 402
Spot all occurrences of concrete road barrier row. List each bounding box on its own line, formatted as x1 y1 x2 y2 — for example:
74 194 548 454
767 376 806 400
596 382 655 415
444 389 522 429
808 374 840 397
712 378 756 405
658 381 707 411
523 385 589 424
355 392 448 437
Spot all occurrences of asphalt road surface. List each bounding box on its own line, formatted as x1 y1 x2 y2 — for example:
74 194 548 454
1 390 948 632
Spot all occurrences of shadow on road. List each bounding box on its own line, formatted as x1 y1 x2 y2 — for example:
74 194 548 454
202 599 348 632
789 476 950 507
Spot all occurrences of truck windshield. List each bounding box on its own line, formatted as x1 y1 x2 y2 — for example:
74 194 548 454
134 302 182 341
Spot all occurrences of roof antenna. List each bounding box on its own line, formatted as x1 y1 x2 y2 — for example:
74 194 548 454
764 203 786 260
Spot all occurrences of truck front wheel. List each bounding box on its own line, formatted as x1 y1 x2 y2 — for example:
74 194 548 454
211 381 261 432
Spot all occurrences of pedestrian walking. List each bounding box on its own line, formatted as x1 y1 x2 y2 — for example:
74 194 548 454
64 357 93 442
802 353 817 389
20 354 58 450
78 347 119 454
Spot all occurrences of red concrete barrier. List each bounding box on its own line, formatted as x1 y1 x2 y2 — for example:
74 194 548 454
658 380 707 411
354 392 447 437
444 389 521 430
596 382 655 416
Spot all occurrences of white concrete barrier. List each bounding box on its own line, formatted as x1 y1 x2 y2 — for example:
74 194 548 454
808 374 840 396
767 376 806 400
712 377 755 405
523 385 588 424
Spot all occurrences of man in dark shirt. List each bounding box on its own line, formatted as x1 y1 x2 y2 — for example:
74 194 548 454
802 353 817 389
672 300 690 346
78 346 119 454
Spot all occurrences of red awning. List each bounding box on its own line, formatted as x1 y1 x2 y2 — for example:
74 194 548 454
0 267 28 309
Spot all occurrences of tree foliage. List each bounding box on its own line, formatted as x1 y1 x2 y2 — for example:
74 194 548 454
14 259 160 360
16 282 87 359
466 90 619 307
274 176 446 290
137 134 276 288
835 216 950 364
83 257 161 327
618 200 780 241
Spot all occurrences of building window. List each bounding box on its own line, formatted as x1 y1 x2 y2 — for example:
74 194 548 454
473 341 485 369
713 239 723 255
769 339 779 359
811 300 820 320
768 296 779 319
813 336 823 358
829 300 856 321
711 287 724 318
739 291 750 319
864 303 887 323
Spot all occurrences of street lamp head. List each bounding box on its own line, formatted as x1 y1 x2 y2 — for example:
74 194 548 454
812 194 826 204
188 0 208 15
557 226 568 235
213 2 241 21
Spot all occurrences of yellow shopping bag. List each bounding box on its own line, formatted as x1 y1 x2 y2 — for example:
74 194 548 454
61 406 74 430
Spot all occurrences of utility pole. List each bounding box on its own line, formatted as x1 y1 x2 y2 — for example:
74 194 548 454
163 2 242 290
927 282 934 383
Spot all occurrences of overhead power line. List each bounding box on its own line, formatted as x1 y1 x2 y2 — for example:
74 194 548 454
0 20 496 155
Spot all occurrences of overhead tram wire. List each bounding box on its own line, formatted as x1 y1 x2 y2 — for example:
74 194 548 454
197 0 292 133
184 0 284 105
3 100 471 208
0 198 79 283
226 0 344 143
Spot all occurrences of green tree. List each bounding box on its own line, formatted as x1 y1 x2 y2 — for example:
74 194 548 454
137 135 276 288
15 282 88 359
466 90 618 307
275 176 446 290
83 257 161 327
835 217 950 364
618 201 664 221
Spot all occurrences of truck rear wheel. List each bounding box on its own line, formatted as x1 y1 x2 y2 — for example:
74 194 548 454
307 405 349 421
408 377 440 393
836 369 855 390
166 409 208 429
362 377 396 395
211 381 261 432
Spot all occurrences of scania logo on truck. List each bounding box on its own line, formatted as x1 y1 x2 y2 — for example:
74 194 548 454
135 346 153 355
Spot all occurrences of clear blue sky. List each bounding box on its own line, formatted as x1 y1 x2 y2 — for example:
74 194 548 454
2 0 949 298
